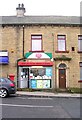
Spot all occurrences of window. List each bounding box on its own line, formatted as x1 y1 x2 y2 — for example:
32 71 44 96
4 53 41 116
30 67 52 79
0 78 6 83
78 35 82 51
80 63 82 80
71 47 75 51
31 35 42 51
29 68 52 89
57 35 66 51
59 63 66 68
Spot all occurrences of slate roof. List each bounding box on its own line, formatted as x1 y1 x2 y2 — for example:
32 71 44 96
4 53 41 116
0 15 81 25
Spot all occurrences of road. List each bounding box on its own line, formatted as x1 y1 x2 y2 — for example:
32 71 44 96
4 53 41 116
0 95 81 119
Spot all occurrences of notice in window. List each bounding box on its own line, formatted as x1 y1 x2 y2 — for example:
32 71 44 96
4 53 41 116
37 80 43 88
43 80 50 88
46 68 52 77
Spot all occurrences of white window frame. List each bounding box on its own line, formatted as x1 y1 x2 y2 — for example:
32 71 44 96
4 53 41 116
57 35 66 51
31 35 42 51
78 35 82 51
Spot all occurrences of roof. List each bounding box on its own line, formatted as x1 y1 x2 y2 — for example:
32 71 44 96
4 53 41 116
0 15 81 25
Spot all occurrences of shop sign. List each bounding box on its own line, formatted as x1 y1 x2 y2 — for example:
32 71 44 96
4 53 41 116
18 61 53 66
0 51 9 64
25 52 52 59
0 57 9 64
0 51 8 56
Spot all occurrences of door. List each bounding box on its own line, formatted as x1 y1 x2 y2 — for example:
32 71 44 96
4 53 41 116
22 68 29 88
19 67 29 88
59 69 66 88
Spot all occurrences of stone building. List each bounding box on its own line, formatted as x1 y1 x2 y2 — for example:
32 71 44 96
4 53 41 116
0 4 82 89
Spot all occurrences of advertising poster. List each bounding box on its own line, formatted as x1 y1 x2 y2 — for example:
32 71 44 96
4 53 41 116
37 80 43 88
46 67 52 77
30 79 37 88
43 80 50 88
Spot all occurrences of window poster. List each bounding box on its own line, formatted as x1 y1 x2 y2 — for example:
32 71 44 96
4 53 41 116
46 67 52 77
30 79 37 88
37 80 43 88
43 80 50 88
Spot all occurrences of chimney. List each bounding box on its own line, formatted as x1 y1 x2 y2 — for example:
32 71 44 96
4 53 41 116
16 3 26 17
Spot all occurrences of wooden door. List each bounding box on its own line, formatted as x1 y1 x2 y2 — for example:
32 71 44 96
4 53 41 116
59 69 66 88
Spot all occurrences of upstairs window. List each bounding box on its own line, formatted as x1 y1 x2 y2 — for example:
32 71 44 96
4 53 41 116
78 35 82 51
31 35 42 51
57 35 66 51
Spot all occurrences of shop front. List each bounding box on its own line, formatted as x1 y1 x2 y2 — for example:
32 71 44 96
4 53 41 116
17 52 53 89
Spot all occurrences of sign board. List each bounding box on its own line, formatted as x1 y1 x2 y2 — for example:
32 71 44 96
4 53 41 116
18 61 53 66
25 52 52 59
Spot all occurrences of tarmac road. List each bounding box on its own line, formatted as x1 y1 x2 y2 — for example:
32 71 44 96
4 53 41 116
0 95 81 119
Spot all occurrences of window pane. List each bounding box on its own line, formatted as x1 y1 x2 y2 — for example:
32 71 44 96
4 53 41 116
60 69 65 75
80 67 82 80
32 40 41 51
80 63 82 67
78 36 82 40
78 40 82 51
59 63 66 68
32 36 42 39
31 35 42 51
58 36 65 39
58 40 65 51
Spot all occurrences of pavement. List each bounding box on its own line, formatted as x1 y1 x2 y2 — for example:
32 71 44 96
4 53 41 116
16 91 82 98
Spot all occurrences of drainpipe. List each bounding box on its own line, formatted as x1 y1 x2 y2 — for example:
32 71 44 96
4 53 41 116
16 25 25 88
17 58 25 88
23 25 25 57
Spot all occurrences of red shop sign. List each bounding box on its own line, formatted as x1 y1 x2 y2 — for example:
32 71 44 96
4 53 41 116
18 61 53 66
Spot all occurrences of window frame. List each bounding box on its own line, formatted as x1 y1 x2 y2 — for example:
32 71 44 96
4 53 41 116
78 35 82 53
55 35 69 53
57 35 66 52
80 63 82 80
78 62 82 82
30 34 43 52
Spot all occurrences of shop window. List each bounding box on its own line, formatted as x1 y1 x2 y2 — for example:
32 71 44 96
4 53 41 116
78 35 82 52
29 67 52 89
30 68 45 78
31 35 42 51
57 35 66 51
30 68 52 79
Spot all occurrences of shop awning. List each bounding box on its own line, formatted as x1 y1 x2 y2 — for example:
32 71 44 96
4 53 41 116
18 61 53 66
0 56 9 64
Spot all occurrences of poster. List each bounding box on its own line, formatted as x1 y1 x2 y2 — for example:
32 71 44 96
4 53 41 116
46 68 52 77
30 79 51 89
37 80 43 88
43 80 50 88
30 79 37 88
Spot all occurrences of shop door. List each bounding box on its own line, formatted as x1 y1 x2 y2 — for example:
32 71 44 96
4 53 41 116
19 67 29 88
59 69 66 88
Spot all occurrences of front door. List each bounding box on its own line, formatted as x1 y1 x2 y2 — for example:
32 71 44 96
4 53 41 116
59 69 66 88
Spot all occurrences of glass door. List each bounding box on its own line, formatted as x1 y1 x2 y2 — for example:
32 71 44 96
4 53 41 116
19 67 29 88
